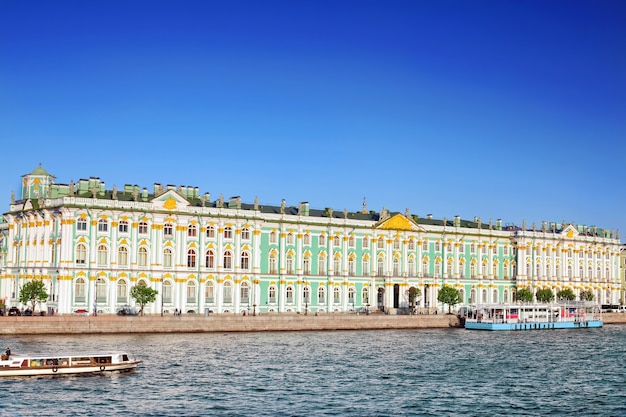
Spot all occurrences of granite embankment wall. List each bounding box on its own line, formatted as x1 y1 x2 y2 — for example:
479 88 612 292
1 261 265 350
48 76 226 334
2 313 624 335
0 313 458 335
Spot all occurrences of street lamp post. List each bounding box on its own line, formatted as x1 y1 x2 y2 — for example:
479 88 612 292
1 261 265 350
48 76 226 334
160 278 164 317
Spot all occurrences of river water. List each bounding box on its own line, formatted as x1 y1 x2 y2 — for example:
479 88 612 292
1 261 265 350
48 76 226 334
0 326 624 417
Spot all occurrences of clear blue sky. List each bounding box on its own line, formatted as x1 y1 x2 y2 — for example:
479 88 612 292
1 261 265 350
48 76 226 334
1 1 625 241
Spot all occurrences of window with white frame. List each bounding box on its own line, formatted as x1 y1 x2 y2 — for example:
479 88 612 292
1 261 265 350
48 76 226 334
223 281 232 304
138 221 148 235
224 226 233 239
205 250 215 269
241 251 250 271
270 231 277 244
318 254 326 275
333 286 340 303
362 258 370 276
98 218 108 233
163 248 172 268
319 234 326 246
223 251 233 269
118 220 129 234
118 246 129 266
286 254 294 274
362 236 369 248
362 287 369 304
164 223 173 237
97 245 108 266
303 254 311 274
138 247 148 267
116 279 128 303
163 281 172 303
377 238 384 249
318 286 325 304
269 253 277 274
240 282 250 304
286 286 294 303
188 224 197 237
77 218 87 231
303 233 310 245
333 235 340 246
241 227 250 241
206 225 215 238
96 278 107 303
287 233 294 245
75 278 86 303
269 285 277 303
333 256 341 276
205 281 214 303
187 281 197 303
187 249 196 268
348 235 355 248
408 239 415 251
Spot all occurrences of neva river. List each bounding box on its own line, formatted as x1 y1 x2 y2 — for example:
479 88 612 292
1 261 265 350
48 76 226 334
1 326 625 417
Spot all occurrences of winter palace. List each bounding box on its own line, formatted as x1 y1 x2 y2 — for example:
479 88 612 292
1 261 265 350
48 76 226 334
0 165 622 316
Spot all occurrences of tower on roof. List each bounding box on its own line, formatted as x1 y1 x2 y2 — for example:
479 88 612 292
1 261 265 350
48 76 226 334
21 164 55 201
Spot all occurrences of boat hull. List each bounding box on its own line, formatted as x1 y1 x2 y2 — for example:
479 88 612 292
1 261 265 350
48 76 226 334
464 320 603 331
0 361 141 377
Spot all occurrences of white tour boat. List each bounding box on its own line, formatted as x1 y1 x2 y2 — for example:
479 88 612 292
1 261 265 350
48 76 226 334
0 351 142 377
463 302 603 331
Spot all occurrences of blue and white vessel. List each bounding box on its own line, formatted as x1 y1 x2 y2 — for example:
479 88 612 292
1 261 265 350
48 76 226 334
463 302 603 331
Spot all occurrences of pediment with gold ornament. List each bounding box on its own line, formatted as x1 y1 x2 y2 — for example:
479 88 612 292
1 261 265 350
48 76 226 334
562 224 579 239
375 213 424 232
151 189 189 211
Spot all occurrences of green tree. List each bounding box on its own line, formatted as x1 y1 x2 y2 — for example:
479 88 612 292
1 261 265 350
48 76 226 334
19 279 49 315
408 287 422 314
536 288 555 303
516 288 534 303
130 284 158 316
556 288 576 301
437 285 461 314
580 290 594 301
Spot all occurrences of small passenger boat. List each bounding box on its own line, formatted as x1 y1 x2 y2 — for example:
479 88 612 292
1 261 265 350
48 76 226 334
0 351 142 377
463 302 603 331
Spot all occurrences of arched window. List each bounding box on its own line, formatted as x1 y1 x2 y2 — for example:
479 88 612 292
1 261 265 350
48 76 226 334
187 281 197 303
270 231 277 244
408 258 415 276
223 251 233 269
240 282 250 303
187 224 197 237
377 238 384 249
286 286 294 303
362 258 370 277
241 227 250 241
348 287 355 303
287 233 294 245
319 234 326 246
138 247 148 267
269 253 277 274
362 287 369 304
303 254 311 275
333 235 340 246
118 246 129 266
268 285 277 303
393 258 400 276
187 249 197 268
408 239 415 251
393 239 400 250
75 277 86 302
423 259 430 277
377 257 384 276
363 236 369 248
348 235 355 248
204 281 214 303
206 225 215 238
162 280 172 304
241 251 250 271
96 277 107 302
164 223 173 237
163 248 173 268
223 281 232 304
286 254 294 274
348 257 355 276
138 221 148 235
318 254 326 275
116 279 128 303
223 226 233 239
333 256 341 276
333 286 340 303
206 250 215 269
318 286 326 304
303 233 310 245
97 245 108 266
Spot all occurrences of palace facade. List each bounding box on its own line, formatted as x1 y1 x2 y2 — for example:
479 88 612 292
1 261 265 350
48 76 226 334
0 165 622 315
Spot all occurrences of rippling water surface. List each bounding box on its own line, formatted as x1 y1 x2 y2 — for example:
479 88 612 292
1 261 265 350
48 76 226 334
1 326 625 416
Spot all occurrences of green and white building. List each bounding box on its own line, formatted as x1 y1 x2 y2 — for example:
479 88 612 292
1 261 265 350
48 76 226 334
0 165 622 315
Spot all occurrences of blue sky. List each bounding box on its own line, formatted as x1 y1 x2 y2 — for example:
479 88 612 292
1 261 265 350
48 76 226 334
1 1 625 241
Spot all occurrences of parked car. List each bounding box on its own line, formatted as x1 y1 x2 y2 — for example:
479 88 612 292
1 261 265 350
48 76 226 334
8 307 21 316
116 306 139 316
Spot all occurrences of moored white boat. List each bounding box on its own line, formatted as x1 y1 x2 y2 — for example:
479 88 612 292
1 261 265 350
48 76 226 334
0 351 142 377
463 302 603 331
